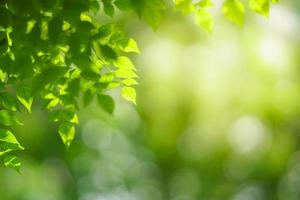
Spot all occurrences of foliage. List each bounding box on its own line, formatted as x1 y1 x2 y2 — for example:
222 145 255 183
0 0 277 171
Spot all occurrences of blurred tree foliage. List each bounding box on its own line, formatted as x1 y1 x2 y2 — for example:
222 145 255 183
0 0 277 171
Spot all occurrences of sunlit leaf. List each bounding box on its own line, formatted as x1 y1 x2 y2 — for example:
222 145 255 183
121 87 136 104
17 86 33 113
122 38 140 54
197 0 214 8
222 0 245 26
114 56 135 70
195 9 214 33
115 69 137 79
3 155 21 172
0 129 24 150
58 122 75 148
122 79 138 86
249 0 270 17
0 110 23 127
173 0 194 14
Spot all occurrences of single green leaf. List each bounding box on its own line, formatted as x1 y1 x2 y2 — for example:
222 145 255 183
0 69 6 82
0 92 19 111
58 122 75 148
0 110 23 126
249 0 270 17
121 87 136 104
0 149 13 157
222 0 245 26
3 155 21 172
90 0 100 14
67 78 80 97
97 94 115 114
114 56 135 70
195 9 214 33
81 69 100 81
122 78 138 86
48 16 63 44
103 1 115 17
121 38 140 54
80 12 92 22
17 87 33 113
173 0 194 14
94 24 113 40
0 7 12 29
100 45 118 60
115 69 137 79
49 110 78 124
107 82 120 89
109 32 140 54
46 98 60 109
130 0 166 30
83 90 94 107
114 0 132 11
0 129 24 150
197 0 214 8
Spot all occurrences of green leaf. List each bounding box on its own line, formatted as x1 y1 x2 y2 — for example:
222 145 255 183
121 87 136 104
222 0 245 26
197 0 214 8
17 87 33 113
46 98 60 109
115 69 137 79
0 7 12 29
0 110 23 127
0 129 24 150
58 122 75 148
0 92 19 111
94 24 113 40
195 9 214 33
173 0 194 14
107 82 120 89
249 0 270 17
0 69 6 82
130 0 166 30
121 38 140 53
100 45 118 60
114 0 132 11
80 12 92 22
3 155 21 172
114 56 135 70
67 78 80 97
49 110 79 124
97 94 115 114
103 0 115 17
48 16 63 44
0 149 13 157
109 33 140 54
90 0 100 14
83 90 94 107
122 78 138 86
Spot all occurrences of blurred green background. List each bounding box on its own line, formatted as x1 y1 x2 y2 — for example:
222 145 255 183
1 1 300 199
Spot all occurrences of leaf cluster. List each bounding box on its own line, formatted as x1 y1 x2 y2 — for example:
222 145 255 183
0 0 276 171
